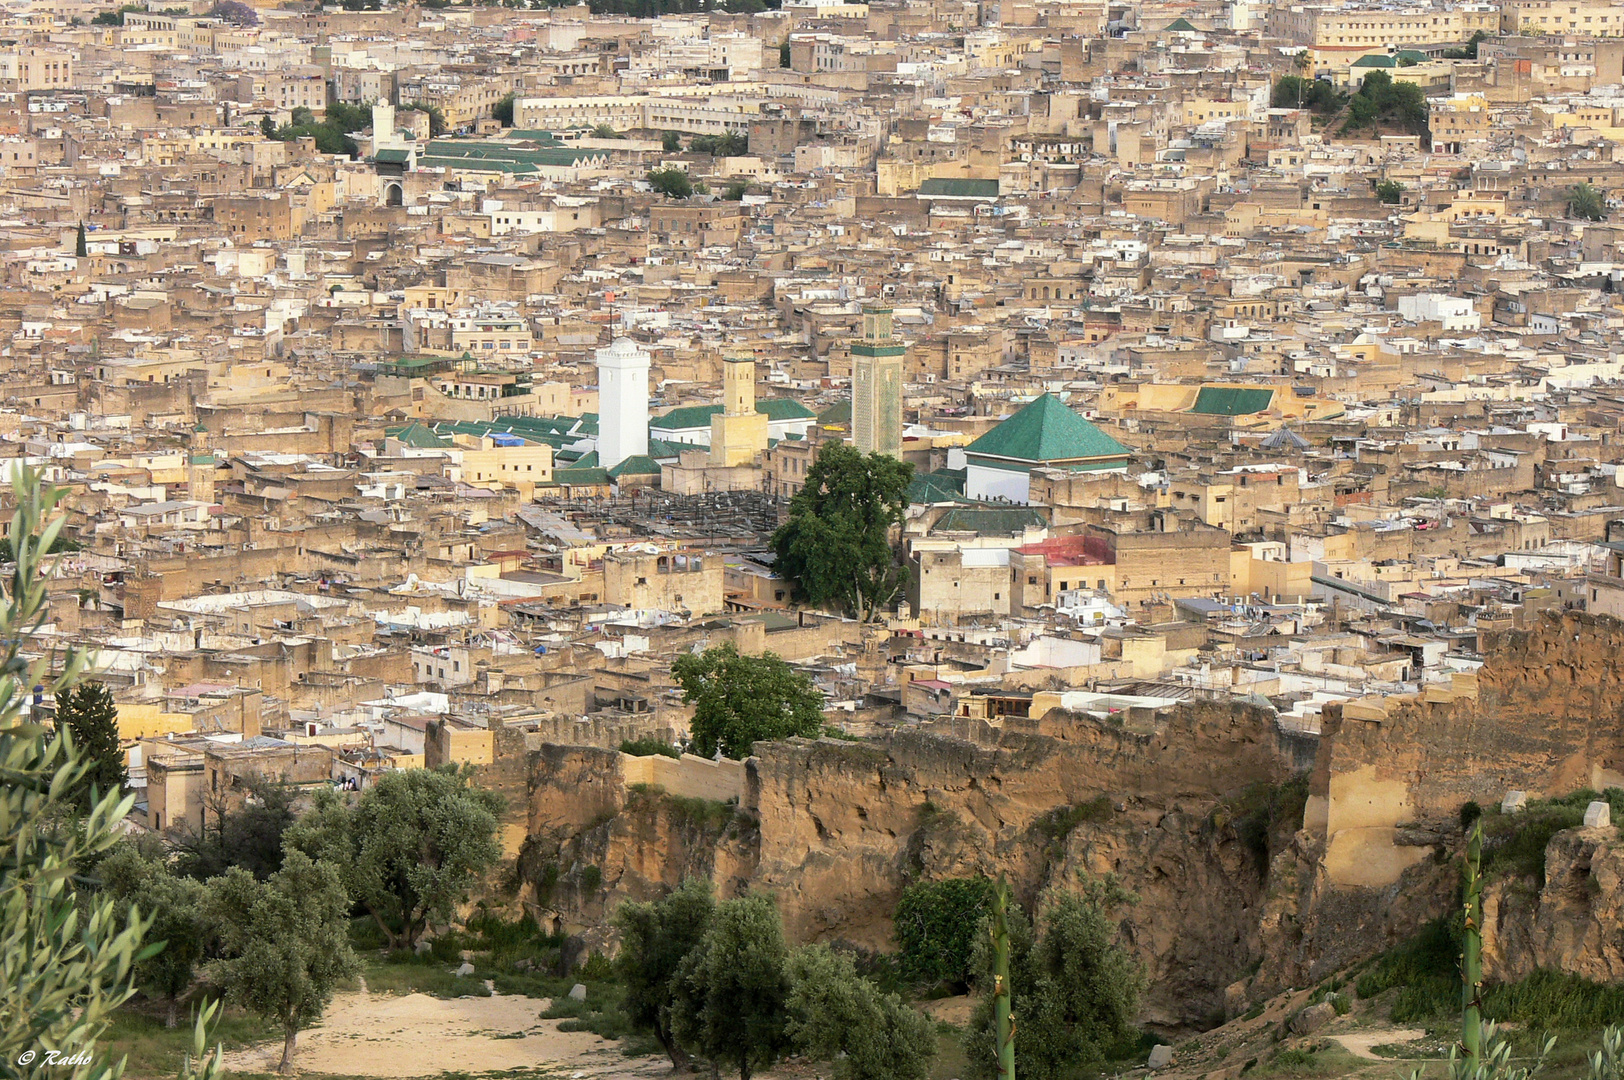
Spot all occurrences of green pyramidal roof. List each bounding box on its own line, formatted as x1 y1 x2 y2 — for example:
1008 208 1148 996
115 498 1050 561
965 394 1131 463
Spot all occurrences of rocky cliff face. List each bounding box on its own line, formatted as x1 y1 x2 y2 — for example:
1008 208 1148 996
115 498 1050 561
525 705 1308 1024
1483 827 1624 984
520 614 1624 1026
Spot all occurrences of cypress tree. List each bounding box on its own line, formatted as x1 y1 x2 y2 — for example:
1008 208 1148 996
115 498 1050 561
56 681 125 802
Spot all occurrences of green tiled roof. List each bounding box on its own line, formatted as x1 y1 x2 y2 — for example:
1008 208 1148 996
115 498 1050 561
386 421 452 448
1352 53 1397 67
651 399 812 431
651 404 721 430
647 437 690 459
930 507 1047 535
607 454 661 478
417 139 612 174
965 394 1131 464
1191 386 1276 416
1164 17 1198 31
571 450 599 468
372 148 411 164
550 467 611 485
918 178 1000 199
818 401 852 425
906 468 966 504
758 398 816 421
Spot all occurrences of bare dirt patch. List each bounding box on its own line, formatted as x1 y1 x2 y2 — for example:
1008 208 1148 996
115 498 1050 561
1330 1028 1429 1060
221 989 670 1079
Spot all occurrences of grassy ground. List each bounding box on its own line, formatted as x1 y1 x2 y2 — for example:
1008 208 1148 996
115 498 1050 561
103 1006 278 1079
927 1022 970 1080
351 912 584 1002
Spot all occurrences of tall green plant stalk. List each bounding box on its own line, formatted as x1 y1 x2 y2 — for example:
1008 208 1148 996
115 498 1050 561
992 874 1015 1080
1463 817 1484 1073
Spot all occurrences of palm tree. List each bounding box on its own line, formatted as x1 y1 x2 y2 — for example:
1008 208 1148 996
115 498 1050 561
1293 50 1312 110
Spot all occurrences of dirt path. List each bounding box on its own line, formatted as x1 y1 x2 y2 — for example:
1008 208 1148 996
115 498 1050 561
222 989 672 1078
1330 1028 1429 1060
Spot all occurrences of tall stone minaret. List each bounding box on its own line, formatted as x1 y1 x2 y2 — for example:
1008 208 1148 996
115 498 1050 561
190 423 216 504
710 355 768 467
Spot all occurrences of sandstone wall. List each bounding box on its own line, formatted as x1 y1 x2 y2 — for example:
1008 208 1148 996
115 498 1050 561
1256 611 1624 998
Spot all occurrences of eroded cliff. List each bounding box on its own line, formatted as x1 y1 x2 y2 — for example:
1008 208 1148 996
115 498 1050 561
519 613 1624 1027
524 704 1309 1023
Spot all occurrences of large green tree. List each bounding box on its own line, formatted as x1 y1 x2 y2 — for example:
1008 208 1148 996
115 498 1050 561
671 643 824 759
207 851 355 1074
615 878 716 1068
101 846 208 1028
75 222 88 257
55 681 125 805
770 443 913 621
648 166 696 199
894 876 995 990
965 883 1145 1080
493 93 516 127
786 944 936 1080
0 470 157 1079
284 767 502 950
174 776 297 881
670 894 795 1080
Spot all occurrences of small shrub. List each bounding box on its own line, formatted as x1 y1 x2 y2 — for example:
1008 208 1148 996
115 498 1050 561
620 737 679 758
1461 800 1483 829
1330 993 1351 1016
579 864 603 894
1035 795 1115 844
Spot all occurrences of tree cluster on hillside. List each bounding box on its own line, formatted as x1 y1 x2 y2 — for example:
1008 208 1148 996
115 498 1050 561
616 882 935 1080
262 103 373 158
1344 70 1429 136
691 131 747 157
894 876 995 991
1271 75 1345 115
771 443 914 621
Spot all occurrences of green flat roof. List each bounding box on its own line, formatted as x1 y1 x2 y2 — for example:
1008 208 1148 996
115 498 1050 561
965 394 1131 464
930 507 1047 535
918 178 1000 198
1191 386 1276 416
551 467 611 485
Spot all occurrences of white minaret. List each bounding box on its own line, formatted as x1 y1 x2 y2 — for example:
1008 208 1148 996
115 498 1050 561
596 337 650 470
